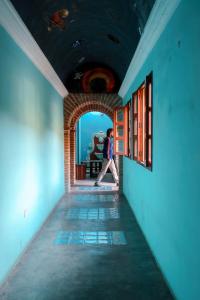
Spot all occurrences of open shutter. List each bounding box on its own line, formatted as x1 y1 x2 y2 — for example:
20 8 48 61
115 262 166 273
127 100 133 158
145 73 153 169
138 84 147 165
113 106 128 156
132 92 138 160
131 72 153 169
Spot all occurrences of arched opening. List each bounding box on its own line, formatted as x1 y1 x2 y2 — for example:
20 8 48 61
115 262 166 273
74 111 118 192
63 97 123 193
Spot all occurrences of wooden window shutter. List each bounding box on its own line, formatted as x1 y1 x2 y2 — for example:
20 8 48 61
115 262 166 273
137 84 147 165
127 100 133 159
113 106 128 156
145 73 153 169
132 92 138 160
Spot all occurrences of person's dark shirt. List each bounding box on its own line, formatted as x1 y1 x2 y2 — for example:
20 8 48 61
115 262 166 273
103 137 114 159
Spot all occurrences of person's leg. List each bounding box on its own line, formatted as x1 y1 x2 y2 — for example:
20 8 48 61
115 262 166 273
95 159 111 185
109 159 119 184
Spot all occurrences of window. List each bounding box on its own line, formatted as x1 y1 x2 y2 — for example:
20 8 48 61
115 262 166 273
138 84 146 164
146 73 152 167
132 92 138 161
132 73 152 169
127 100 133 158
113 72 152 170
113 106 128 156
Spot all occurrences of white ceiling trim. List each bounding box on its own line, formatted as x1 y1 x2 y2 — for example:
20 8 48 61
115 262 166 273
118 0 182 98
0 0 68 98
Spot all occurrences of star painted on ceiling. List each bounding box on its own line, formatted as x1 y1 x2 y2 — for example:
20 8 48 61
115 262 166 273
74 72 83 80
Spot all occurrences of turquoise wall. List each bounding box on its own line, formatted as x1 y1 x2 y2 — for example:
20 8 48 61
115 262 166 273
76 112 112 162
122 1 200 299
0 27 64 283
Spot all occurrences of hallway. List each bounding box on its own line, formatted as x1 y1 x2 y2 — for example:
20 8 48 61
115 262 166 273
1 0 200 298
0 192 173 300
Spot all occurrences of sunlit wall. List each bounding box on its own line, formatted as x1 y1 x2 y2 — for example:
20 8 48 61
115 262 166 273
121 1 200 299
0 27 64 284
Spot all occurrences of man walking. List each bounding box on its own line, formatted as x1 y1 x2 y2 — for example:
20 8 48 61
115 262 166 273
94 128 119 186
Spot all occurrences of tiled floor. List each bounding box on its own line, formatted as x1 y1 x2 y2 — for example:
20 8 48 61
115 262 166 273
0 192 173 300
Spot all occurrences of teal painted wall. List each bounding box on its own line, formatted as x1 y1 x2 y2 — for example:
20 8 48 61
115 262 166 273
0 27 64 283
76 112 112 162
122 1 200 299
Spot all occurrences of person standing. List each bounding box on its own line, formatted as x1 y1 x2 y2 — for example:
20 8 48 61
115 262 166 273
94 128 119 186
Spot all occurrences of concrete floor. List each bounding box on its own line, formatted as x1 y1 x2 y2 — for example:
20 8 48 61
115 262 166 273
0 192 173 300
72 175 119 193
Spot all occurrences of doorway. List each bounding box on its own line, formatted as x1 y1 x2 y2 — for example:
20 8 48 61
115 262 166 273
73 111 119 192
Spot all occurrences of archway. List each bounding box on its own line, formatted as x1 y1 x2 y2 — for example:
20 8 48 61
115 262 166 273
63 93 122 192
75 111 116 190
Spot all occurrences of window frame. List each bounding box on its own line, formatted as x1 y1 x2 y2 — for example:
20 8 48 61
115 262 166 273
132 72 153 171
125 100 133 159
113 106 129 156
113 72 153 171
145 73 153 170
132 92 138 161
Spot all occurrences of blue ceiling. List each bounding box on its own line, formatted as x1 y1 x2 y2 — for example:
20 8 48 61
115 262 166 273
11 0 155 92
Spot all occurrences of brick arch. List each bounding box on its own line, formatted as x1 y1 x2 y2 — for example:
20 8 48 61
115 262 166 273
63 93 122 191
64 93 121 130
74 108 113 129
69 101 113 129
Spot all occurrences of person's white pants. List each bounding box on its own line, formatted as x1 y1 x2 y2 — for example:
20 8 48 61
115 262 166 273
96 159 119 183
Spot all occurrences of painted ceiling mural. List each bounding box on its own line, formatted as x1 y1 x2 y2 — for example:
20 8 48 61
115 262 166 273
11 0 155 93
67 62 120 93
